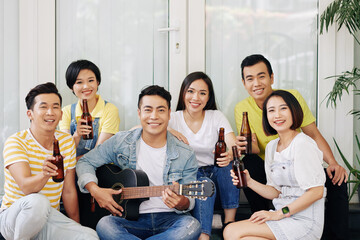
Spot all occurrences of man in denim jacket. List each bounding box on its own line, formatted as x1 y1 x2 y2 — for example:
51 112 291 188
76 85 201 240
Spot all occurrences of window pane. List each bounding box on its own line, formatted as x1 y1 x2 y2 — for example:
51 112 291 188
0 0 19 197
206 0 318 132
56 0 168 130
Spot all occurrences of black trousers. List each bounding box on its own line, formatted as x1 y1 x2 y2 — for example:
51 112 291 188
322 169 349 240
242 154 349 240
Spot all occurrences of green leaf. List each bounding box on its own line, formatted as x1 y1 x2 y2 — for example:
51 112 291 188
334 138 356 173
324 67 360 108
320 0 360 35
349 181 360 201
334 134 360 201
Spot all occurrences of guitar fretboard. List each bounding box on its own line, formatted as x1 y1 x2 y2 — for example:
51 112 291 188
121 185 180 199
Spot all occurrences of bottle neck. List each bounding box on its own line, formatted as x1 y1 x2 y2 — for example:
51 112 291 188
218 129 225 142
53 141 60 156
82 100 90 114
241 113 251 135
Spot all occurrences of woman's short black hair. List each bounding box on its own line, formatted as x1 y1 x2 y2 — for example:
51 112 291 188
65 59 101 89
176 71 217 111
262 90 304 136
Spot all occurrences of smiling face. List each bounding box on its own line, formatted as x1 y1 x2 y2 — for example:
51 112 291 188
184 79 209 114
242 61 274 109
72 69 99 100
27 93 62 133
138 95 170 139
266 96 293 134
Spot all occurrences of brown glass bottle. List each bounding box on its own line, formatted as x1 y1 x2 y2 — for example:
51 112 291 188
240 112 252 155
232 146 247 188
214 127 226 167
51 139 64 182
81 99 93 140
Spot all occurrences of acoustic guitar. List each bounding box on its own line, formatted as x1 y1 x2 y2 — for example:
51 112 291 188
90 164 215 222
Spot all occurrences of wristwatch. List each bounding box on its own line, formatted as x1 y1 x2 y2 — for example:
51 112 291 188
281 206 291 218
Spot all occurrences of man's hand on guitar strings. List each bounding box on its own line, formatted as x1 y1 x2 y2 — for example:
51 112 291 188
92 186 124 216
162 181 190 211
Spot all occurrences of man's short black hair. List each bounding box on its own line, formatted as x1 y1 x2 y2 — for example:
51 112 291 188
138 85 171 109
25 82 62 110
241 54 273 80
65 59 101 89
262 90 303 136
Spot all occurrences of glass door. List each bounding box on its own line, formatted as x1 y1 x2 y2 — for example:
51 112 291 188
56 0 171 130
204 0 319 132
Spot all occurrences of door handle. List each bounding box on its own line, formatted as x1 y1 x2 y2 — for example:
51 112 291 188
158 27 179 32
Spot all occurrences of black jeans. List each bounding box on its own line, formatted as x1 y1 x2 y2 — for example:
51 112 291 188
322 169 349 240
242 155 349 240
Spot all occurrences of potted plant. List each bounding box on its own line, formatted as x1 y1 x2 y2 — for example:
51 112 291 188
320 0 360 201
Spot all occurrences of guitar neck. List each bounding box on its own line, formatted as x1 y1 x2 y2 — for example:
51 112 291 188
121 185 180 199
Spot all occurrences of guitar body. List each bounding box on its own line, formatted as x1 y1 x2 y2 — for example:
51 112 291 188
96 164 149 221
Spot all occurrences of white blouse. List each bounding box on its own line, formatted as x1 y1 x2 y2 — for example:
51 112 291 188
265 132 325 190
169 110 233 167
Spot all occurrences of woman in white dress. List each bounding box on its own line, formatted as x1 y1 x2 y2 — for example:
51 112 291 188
168 72 240 240
224 90 326 240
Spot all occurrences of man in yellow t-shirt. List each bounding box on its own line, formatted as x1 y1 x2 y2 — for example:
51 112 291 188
234 54 349 240
0 83 98 239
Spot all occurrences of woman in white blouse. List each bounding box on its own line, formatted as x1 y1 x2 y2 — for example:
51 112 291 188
168 72 239 240
224 90 326 240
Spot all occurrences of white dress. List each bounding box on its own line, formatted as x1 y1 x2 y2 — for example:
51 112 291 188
265 133 326 240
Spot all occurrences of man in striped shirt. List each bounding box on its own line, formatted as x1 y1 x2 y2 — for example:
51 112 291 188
0 83 98 240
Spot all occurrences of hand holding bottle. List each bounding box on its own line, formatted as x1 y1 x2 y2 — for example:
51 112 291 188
230 168 250 187
214 150 232 167
76 119 93 137
231 145 247 188
42 156 60 178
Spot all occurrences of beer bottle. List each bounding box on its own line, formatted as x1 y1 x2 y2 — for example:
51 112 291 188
52 138 64 182
214 127 226 167
240 112 252 155
232 146 247 188
81 99 93 140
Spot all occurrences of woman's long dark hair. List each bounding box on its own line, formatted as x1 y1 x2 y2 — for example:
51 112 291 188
176 71 217 111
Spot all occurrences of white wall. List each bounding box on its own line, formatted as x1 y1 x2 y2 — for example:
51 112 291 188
19 0 55 130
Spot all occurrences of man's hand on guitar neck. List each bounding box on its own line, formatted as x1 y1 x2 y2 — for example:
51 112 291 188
85 182 123 216
162 181 190 211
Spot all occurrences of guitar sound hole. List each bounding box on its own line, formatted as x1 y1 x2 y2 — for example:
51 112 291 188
112 183 123 204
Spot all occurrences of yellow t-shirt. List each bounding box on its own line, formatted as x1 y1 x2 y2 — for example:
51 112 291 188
1 129 76 210
234 89 316 160
59 94 120 135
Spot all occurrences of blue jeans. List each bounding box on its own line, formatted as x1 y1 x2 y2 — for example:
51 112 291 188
96 212 200 240
193 164 239 236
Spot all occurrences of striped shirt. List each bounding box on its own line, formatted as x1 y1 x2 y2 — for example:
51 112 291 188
1 129 76 210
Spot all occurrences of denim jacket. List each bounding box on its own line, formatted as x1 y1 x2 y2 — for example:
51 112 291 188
76 128 198 212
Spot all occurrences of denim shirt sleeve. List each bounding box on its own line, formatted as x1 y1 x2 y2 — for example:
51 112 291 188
175 149 198 214
76 134 119 193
